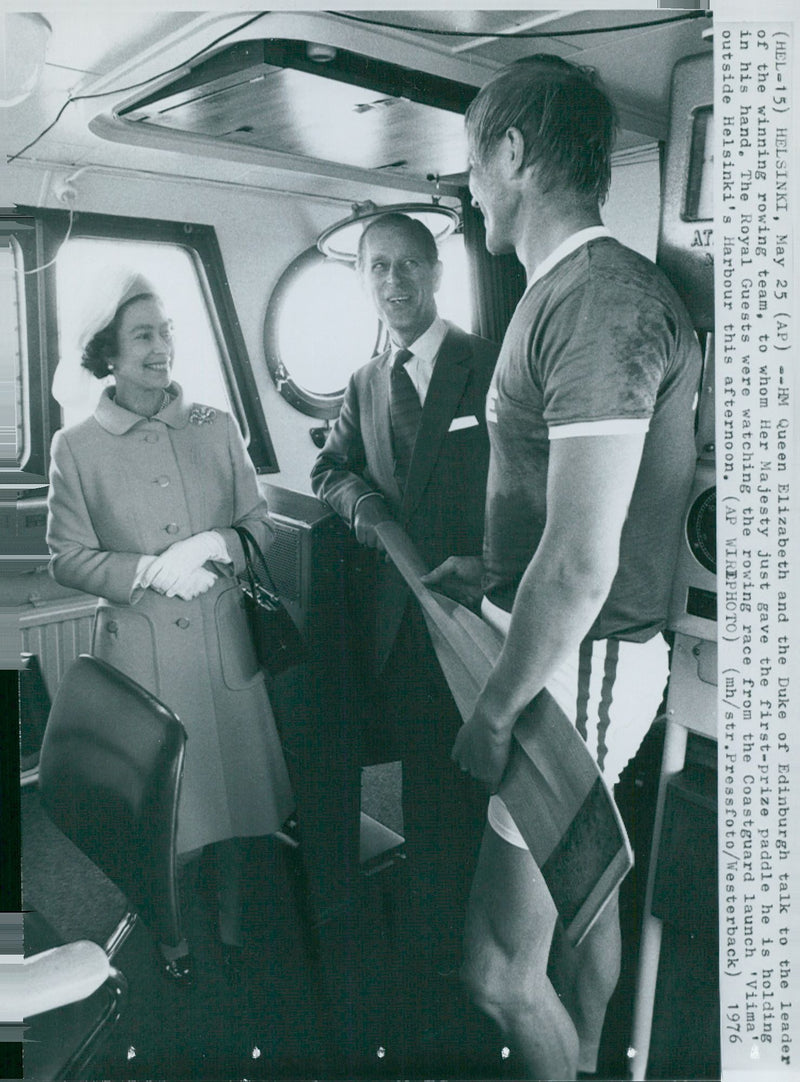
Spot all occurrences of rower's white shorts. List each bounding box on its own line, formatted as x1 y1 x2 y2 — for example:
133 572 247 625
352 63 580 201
481 596 670 850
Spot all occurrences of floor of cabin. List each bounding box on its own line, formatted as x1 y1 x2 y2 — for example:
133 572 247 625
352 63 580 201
21 729 719 1082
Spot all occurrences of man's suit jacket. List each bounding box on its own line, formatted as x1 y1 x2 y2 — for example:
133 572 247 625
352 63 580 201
311 322 498 669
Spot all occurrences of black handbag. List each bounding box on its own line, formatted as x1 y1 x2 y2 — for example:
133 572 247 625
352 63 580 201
234 525 307 677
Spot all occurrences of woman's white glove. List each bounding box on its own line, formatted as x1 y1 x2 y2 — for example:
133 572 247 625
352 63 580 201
167 567 218 600
141 531 229 596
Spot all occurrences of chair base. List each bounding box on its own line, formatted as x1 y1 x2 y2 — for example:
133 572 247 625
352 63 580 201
24 911 127 1082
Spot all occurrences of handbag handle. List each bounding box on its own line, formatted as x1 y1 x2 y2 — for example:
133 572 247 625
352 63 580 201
233 525 281 602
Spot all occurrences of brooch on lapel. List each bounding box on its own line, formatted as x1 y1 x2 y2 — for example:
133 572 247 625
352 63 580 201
189 406 216 426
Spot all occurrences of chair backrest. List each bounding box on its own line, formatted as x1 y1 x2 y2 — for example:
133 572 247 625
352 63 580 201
38 655 187 948
19 653 52 773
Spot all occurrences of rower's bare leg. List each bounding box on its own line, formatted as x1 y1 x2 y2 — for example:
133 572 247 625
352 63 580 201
460 825 579 1080
549 889 622 1073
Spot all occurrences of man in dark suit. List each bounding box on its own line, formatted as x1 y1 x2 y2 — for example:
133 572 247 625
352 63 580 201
311 212 498 960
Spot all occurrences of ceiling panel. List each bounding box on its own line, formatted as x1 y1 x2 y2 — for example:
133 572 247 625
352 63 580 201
41 10 198 78
353 9 711 120
13 9 712 194
131 65 468 176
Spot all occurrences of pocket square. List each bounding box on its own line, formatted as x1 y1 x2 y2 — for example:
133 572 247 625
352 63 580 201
449 415 479 432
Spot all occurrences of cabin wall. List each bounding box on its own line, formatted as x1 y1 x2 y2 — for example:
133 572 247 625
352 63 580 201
9 148 660 497
9 163 373 492
605 151 661 261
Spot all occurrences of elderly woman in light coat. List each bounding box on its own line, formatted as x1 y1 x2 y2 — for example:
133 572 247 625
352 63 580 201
46 272 294 982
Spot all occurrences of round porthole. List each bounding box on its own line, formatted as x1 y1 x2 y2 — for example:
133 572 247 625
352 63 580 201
264 234 472 419
263 246 384 419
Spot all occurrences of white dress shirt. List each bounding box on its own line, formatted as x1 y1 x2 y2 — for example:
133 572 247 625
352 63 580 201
391 315 448 405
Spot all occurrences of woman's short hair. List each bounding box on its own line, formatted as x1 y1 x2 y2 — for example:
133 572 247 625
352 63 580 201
80 292 154 378
466 54 617 205
356 213 439 271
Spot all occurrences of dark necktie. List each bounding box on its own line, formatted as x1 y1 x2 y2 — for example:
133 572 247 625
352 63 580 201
389 348 421 489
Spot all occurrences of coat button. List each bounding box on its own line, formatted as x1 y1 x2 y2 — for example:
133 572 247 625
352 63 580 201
155 475 170 487
106 620 118 633
165 523 180 534
144 433 159 444
176 617 190 629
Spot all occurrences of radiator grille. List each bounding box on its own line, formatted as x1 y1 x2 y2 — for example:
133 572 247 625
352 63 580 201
20 597 97 699
265 523 302 602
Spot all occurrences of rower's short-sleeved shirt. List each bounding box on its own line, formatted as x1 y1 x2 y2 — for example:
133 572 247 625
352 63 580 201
483 235 702 641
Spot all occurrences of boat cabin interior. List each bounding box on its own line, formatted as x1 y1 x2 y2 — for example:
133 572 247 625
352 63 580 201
2 7 717 1081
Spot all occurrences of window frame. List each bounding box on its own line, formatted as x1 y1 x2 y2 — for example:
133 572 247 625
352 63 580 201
0 212 50 479
263 245 387 420
24 207 279 473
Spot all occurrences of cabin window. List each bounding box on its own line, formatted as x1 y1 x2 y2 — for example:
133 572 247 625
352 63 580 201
54 239 234 429
30 208 278 472
264 232 472 418
0 237 29 468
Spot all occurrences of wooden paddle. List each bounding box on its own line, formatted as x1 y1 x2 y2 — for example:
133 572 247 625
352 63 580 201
375 520 633 946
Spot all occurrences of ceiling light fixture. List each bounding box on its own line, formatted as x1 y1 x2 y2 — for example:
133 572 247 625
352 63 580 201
0 13 51 108
306 42 337 63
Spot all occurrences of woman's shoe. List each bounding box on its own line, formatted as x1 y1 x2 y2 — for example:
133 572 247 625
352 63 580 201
162 953 194 984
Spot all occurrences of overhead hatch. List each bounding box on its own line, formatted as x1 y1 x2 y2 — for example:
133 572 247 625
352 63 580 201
118 39 478 178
